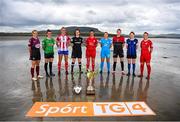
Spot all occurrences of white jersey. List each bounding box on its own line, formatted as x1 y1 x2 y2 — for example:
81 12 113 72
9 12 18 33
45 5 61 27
56 35 70 51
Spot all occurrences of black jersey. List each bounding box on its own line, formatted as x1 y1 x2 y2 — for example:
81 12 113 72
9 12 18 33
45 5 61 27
71 37 83 51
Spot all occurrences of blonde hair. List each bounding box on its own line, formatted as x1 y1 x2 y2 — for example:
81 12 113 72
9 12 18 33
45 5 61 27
32 30 37 34
60 27 67 34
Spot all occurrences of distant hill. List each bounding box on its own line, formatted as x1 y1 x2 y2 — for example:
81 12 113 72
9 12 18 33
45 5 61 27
0 26 105 37
151 34 180 38
0 26 180 38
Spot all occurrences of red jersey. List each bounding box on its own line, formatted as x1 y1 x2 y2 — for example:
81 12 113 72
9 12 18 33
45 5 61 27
86 37 98 50
140 40 153 55
56 34 70 51
112 36 125 43
112 36 125 50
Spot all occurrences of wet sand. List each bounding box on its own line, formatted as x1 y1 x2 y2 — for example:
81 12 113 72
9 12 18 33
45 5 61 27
0 37 180 121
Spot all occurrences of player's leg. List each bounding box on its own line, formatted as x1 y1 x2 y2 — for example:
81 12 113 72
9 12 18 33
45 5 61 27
138 55 145 77
86 50 90 72
100 58 105 74
31 61 36 81
132 58 136 76
49 56 55 76
112 50 118 73
58 54 63 75
127 58 131 76
64 54 69 74
92 57 95 72
146 55 151 79
106 58 110 74
106 50 111 74
146 62 151 79
36 60 43 79
120 57 125 75
100 50 105 73
78 58 83 73
86 57 90 72
71 50 76 74
91 50 96 72
44 57 49 77
71 58 76 74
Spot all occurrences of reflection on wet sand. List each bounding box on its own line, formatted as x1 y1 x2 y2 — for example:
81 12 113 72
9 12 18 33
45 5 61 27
31 73 150 103
32 80 43 103
45 78 56 102
111 75 124 101
137 78 150 101
58 74 70 102
31 80 44 121
99 74 110 101
71 74 83 102
124 76 134 100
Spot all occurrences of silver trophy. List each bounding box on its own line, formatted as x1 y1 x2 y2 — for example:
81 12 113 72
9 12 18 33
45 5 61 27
86 71 95 95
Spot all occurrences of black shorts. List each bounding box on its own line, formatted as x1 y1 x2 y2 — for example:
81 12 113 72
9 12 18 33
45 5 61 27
29 52 41 60
44 53 54 59
127 55 137 59
71 49 82 58
113 49 124 58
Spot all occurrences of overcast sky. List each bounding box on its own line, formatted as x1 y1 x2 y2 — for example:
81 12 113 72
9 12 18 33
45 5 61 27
1 0 180 34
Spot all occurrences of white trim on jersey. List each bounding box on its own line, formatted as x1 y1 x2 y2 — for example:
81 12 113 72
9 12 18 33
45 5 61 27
57 35 69 51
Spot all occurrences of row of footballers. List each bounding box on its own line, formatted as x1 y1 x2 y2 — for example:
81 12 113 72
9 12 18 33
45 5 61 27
28 27 153 81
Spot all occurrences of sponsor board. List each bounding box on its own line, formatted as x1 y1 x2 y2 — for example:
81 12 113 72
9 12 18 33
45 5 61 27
26 102 155 117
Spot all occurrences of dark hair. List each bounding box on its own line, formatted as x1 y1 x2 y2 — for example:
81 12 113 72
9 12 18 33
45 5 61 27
117 29 121 32
104 32 108 34
129 31 135 35
144 32 149 35
89 29 94 33
74 28 80 36
46 29 52 33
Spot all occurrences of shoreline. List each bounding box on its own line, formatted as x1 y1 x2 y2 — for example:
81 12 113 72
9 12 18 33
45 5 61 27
1 35 180 41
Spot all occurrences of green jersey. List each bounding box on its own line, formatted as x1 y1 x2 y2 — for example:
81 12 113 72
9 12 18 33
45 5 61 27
42 37 55 54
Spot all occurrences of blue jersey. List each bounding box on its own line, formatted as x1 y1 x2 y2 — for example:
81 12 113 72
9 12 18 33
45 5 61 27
100 38 112 51
126 38 138 56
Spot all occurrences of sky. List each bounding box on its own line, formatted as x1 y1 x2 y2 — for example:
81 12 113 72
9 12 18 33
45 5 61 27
0 0 180 34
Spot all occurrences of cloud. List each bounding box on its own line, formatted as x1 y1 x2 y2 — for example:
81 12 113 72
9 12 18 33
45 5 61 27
0 0 180 34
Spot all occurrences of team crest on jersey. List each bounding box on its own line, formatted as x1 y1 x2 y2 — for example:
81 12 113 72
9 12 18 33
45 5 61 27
35 44 40 48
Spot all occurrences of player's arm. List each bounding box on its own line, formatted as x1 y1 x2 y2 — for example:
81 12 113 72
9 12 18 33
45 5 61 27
122 37 125 48
150 48 153 53
67 36 71 47
112 36 115 49
150 42 153 53
81 38 86 46
84 38 88 47
126 39 128 49
52 38 55 46
70 37 74 47
150 43 153 53
96 38 98 47
136 39 138 49
56 37 59 47
98 39 102 47
42 39 46 50
28 47 31 56
28 39 32 55
110 39 113 48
